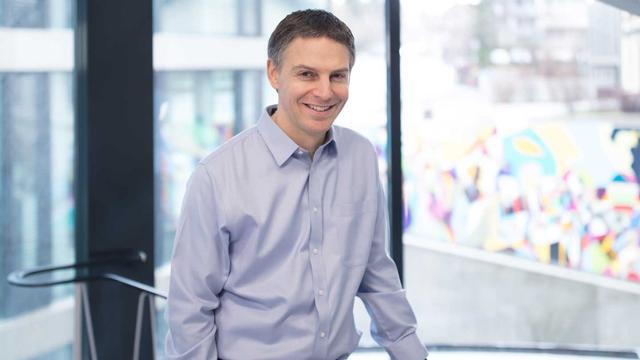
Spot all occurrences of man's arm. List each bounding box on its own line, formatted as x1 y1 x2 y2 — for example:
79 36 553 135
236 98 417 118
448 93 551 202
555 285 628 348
356 166 428 360
165 165 230 359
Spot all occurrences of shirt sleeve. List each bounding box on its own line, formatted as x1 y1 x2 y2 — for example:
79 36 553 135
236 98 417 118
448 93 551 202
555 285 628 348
356 164 428 360
165 164 230 359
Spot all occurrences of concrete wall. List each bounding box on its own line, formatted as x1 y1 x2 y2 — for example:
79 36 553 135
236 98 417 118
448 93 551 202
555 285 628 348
403 243 640 349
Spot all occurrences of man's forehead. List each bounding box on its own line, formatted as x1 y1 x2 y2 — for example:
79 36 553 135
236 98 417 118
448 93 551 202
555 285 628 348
291 64 349 73
281 36 350 68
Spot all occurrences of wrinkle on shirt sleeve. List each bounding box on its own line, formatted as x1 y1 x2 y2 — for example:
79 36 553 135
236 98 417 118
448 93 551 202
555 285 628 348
357 155 428 360
165 164 230 359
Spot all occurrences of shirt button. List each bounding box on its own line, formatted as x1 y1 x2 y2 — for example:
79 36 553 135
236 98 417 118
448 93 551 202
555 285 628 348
318 289 325 296
297 150 303 155
313 207 318 213
320 332 326 338
312 248 319 255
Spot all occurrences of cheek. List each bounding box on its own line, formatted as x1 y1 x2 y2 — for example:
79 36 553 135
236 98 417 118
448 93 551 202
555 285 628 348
333 85 349 100
287 84 310 101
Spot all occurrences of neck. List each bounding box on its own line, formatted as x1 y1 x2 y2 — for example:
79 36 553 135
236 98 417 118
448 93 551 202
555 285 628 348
271 109 326 157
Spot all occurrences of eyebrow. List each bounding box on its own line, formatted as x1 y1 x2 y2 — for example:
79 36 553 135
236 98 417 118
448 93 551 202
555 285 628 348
291 65 350 74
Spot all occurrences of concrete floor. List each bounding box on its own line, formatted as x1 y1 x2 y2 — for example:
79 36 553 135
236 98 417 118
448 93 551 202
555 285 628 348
350 350 639 360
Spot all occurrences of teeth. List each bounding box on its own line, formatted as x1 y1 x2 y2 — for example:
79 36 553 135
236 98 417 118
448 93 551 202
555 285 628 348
307 104 332 112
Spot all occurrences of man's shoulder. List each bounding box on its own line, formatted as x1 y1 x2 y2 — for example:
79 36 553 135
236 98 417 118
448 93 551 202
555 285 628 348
333 125 376 153
199 126 259 168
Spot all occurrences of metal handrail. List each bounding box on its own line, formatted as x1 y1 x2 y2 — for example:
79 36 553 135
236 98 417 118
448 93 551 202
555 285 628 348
7 249 167 360
7 248 167 299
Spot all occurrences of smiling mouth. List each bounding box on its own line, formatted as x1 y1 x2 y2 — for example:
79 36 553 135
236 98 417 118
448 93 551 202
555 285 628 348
304 103 335 112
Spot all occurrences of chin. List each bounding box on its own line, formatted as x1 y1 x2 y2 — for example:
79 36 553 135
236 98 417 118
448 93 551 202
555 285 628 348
304 125 331 138
307 117 335 131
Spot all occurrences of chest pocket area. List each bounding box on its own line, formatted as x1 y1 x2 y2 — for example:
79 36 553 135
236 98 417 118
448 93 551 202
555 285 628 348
325 198 377 267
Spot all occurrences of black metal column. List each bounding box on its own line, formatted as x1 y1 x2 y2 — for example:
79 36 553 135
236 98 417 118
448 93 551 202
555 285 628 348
385 0 404 283
75 0 155 358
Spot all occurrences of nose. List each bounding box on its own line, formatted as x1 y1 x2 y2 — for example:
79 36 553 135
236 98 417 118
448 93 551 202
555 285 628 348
312 77 332 100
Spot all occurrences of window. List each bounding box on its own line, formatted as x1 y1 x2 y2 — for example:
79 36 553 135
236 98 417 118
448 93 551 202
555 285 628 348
0 0 76 358
401 0 640 349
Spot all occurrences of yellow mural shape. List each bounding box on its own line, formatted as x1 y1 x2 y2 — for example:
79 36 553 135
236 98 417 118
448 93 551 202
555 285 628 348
513 136 544 157
535 124 580 174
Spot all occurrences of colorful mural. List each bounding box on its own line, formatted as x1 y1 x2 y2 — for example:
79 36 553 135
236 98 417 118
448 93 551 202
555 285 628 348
403 120 640 283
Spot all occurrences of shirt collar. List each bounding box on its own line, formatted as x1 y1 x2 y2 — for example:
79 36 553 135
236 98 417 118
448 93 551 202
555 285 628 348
257 105 338 166
257 105 299 167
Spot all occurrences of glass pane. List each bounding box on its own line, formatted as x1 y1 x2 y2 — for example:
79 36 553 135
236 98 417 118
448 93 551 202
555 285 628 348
0 0 73 28
402 0 640 351
155 0 237 35
153 0 388 353
0 0 76 358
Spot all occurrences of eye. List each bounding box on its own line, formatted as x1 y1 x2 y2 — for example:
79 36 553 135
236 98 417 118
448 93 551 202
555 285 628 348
331 72 348 81
299 71 315 79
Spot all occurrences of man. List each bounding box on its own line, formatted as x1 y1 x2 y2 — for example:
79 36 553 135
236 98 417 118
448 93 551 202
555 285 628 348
165 9 428 360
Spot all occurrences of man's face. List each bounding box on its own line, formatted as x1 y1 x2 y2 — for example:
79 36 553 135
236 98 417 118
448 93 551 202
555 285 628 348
267 36 350 145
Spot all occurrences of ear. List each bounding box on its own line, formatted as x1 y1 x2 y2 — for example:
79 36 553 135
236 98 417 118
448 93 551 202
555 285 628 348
267 59 279 90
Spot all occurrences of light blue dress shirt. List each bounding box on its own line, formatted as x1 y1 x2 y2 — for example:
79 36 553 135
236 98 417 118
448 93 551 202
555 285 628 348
165 106 427 360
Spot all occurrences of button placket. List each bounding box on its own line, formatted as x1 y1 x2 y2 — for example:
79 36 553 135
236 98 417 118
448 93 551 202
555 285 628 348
308 157 330 352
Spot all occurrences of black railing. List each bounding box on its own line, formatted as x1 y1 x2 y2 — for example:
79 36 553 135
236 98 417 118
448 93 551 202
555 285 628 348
7 249 167 360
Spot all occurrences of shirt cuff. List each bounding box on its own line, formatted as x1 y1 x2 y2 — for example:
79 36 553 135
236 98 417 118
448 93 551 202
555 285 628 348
165 329 218 360
386 333 428 360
